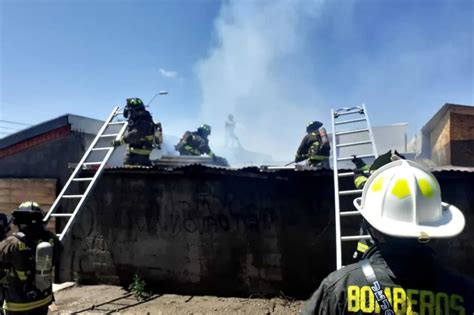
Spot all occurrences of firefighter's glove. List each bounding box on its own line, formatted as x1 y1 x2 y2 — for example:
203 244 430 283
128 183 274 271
112 139 123 147
351 155 366 169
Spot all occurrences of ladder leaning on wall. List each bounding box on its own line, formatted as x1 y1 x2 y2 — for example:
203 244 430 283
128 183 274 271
43 107 128 242
331 104 378 269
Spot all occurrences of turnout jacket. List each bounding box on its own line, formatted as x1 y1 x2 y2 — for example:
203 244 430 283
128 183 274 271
295 132 330 163
303 245 474 315
176 131 212 156
124 110 155 155
0 229 60 312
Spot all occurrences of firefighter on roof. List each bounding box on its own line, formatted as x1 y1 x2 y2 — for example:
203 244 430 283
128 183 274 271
295 121 330 168
0 202 61 315
113 98 162 167
303 160 474 315
175 124 215 157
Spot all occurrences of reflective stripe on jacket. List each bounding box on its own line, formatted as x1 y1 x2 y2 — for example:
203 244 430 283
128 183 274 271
128 147 152 155
296 132 330 163
302 245 474 315
177 132 211 156
3 294 52 312
308 155 329 161
182 145 201 155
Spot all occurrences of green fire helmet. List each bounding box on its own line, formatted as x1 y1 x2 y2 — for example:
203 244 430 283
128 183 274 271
306 121 323 133
126 98 145 108
198 124 212 136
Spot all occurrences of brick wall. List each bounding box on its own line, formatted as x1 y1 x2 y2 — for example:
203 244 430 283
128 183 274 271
450 112 474 166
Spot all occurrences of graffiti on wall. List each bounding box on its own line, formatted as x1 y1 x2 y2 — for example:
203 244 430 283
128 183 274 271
117 189 282 236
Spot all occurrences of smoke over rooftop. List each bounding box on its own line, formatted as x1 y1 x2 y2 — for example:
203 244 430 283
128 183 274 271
195 0 325 162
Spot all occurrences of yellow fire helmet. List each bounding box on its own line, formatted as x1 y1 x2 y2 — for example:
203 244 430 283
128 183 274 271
353 160 465 240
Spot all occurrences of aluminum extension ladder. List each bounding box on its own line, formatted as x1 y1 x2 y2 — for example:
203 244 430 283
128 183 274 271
331 104 378 269
43 107 128 242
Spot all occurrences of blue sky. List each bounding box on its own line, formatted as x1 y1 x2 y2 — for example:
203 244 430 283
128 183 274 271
0 0 220 129
0 0 473 158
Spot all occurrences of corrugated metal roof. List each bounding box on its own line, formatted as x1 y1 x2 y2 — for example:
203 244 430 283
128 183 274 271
98 163 474 174
429 165 474 173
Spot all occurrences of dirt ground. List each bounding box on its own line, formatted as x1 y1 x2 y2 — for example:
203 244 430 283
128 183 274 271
51 284 306 314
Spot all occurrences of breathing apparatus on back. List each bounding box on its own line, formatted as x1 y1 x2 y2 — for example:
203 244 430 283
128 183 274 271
11 202 54 293
306 121 329 147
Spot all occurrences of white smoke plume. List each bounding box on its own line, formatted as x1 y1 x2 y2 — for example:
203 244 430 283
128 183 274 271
195 0 325 162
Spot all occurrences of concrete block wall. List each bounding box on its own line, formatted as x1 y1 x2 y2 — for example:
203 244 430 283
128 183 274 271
59 167 474 298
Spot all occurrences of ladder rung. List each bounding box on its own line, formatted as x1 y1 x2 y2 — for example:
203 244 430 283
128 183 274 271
72 177 94 181
92 147 113 151
337 154 375 161
44 106 126 243
340 211 361 217
82 162 102 166
334 117 366 125
338 171 370 177
341 235 371 241
336 140 372 148
338 172 354 177
334 109 364 117
335 128 369 136
100 133 120 138
62 195 84 199
113 109 124 117
339 189 363 195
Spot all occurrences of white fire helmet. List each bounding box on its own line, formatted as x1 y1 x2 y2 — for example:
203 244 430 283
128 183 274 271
353 160 465 240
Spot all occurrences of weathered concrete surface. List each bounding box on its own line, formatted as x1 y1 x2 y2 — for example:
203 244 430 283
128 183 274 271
59 166 474 299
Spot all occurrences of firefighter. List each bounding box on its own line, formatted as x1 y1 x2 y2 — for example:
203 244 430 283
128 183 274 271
352 150 406 189
113 98 158 167
303 160 473 315
295 121 330 168
0 213 10 315
351 150 406 259
0 202 61 314
175 124 215 157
